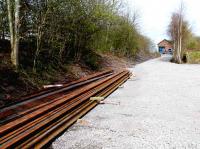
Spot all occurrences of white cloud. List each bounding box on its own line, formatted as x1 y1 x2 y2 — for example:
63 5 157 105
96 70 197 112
126 0 200 44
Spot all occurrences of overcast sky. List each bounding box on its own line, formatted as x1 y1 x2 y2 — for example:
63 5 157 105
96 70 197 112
126 0 200 44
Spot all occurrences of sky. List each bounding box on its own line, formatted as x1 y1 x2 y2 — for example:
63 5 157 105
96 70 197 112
126 0 200 44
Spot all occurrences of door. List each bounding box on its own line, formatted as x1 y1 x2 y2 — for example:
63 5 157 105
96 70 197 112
159 47 164 54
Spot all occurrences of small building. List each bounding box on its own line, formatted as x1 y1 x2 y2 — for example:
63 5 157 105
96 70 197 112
158 39 173 54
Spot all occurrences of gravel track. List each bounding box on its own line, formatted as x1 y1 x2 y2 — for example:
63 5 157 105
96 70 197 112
52 55 200 149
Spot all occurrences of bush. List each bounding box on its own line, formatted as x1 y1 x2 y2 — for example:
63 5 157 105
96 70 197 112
185 51 200 64
82 50 101 70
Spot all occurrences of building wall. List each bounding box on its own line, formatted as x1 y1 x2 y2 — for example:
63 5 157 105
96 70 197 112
158 40 173 53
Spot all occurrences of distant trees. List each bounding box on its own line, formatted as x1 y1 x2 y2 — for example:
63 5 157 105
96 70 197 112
0 0 153 71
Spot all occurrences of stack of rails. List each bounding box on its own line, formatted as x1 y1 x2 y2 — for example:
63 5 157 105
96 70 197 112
0 69 114 123
0 70 132 149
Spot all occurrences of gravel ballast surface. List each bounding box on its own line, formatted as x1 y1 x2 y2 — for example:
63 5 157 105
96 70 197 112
52 55 200 149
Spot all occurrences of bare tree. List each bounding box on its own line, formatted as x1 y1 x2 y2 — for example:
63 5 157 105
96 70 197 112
168 2 191 63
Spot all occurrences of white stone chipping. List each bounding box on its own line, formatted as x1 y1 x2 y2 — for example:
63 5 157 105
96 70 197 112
52 55 200 149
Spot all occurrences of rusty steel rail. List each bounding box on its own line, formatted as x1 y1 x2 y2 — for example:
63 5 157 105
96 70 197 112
0 71 125 136
0 70 113 124
27 72 131 149
0 70 132 149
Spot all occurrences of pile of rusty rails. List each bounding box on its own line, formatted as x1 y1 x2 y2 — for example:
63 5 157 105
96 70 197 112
0 69 132 149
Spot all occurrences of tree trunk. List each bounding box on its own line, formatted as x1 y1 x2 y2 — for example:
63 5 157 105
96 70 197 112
33 2 49 72
33 26 42 72
2 29 5 39
177 14 182 64
13 0 20 67
6 0 20 68
7 0 14 50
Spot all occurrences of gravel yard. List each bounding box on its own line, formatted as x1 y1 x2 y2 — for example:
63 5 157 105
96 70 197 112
52 55 200 149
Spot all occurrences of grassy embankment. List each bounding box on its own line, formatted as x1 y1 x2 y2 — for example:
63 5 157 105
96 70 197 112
185 51 200 64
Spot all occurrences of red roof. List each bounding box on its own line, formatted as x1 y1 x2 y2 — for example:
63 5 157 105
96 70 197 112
157 39 172 45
